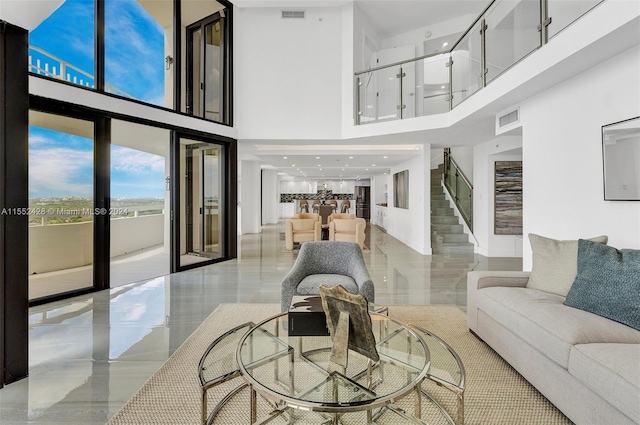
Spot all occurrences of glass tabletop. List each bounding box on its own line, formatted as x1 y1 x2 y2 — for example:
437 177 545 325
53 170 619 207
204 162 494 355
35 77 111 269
237 313 430 412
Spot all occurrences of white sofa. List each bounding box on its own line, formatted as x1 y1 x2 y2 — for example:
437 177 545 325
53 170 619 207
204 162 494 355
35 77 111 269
467 270 640 425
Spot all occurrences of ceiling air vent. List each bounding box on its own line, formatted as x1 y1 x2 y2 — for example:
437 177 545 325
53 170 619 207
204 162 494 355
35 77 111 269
282 10 305 19
498 109 519 128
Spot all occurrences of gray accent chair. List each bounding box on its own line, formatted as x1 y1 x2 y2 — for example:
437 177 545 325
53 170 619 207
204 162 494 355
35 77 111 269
280 241 375 312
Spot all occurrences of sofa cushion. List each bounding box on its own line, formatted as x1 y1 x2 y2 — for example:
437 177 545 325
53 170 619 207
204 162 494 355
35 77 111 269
297 274 358 296
477 286 640 369
527 233 608 297
564 240 640 331
569 343 640 422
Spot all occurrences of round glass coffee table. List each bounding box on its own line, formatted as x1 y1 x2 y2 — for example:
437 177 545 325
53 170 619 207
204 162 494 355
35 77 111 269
235 312 457 425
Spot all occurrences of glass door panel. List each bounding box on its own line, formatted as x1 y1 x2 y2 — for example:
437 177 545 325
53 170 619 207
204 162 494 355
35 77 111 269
110 120 170 288
190 28 202 117
186 10 227 125
179 138 223 267
204 20 223 122
28 112 94 300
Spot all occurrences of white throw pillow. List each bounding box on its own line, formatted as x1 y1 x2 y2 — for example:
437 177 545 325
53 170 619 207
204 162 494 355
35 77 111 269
527 233 608 297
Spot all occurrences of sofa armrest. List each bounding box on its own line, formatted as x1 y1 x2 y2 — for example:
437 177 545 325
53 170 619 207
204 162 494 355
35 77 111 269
467 271 530 333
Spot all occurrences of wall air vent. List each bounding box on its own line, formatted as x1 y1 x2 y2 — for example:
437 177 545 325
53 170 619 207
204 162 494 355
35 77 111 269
498 109 519 128
281 10 305 19
495 106 522 135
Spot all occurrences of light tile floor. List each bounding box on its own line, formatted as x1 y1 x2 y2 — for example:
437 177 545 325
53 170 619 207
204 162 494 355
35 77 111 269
0 222 521 424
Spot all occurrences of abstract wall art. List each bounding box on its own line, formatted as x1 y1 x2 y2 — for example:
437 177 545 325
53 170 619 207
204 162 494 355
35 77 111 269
494 161 523 235
393 170 409 209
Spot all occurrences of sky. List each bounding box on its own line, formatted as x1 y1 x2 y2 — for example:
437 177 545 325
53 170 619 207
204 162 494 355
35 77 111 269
29 127 166 199
28 0 166 199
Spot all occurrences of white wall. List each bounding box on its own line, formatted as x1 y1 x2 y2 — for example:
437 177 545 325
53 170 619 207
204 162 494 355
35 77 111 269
353 3 382 74
473 136 523 257
386 145 431 255
450 146 474 183
239 160 261 234
261 169 279 225
235 6 343 140
520 45 640 269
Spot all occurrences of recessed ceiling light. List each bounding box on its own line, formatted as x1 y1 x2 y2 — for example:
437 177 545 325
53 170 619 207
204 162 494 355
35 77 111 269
283 156 287 159
320 169 323 171
366 168 369 171
345 165 349 167
383 156 388 159
442 42 449 47
441 85 445 89
349 156 354 159
342 168 345 171
291 164 295 167
315 156 320 159
372 164 376 166
318 164 321 167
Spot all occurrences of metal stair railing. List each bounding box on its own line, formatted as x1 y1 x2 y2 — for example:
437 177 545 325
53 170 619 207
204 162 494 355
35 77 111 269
443 148 473 232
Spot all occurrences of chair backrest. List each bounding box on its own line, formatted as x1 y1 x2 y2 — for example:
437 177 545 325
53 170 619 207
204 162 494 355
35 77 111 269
293 213 320 222
287 218 318 231
295 241 364 275
311 200 321 206
328 200 338 207
340 200 351 207
299 200 309 207
328 213 355 223
332 218 361 233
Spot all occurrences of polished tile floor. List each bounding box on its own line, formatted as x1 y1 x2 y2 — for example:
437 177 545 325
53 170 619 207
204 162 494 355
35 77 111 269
0 222 521 424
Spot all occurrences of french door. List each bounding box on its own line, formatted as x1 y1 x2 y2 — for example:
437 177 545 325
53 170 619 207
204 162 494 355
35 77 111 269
178 137 224 268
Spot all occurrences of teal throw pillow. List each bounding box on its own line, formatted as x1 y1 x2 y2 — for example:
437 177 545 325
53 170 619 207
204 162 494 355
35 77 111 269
564 239 640 330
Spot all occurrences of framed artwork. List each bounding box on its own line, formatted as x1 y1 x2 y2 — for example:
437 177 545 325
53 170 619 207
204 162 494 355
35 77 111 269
393 170 409 209
602 116 640 201
494 161 523 235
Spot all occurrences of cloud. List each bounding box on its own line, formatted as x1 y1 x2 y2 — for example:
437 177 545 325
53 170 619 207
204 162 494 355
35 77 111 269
111 147 165 174
104 0 164 99
29 147 94 197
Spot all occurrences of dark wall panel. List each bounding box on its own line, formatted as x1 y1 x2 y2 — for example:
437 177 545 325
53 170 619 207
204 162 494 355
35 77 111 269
0 21 29 386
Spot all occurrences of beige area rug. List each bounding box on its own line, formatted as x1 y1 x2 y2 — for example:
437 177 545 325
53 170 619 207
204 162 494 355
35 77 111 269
107 304 572 425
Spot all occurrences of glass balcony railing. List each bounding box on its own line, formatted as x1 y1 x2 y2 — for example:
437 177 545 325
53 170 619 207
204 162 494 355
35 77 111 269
355 0 603 125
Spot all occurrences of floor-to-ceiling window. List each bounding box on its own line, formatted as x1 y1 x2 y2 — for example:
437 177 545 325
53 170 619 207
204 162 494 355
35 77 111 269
105 0 170 105
28 112 95 300
110 120 170 287
29 0 95 89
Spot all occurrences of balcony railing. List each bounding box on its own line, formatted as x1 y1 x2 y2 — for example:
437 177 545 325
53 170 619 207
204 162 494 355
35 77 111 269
28 45 136 99
355 0 603 125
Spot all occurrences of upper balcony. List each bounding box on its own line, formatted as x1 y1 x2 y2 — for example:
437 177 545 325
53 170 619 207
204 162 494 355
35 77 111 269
346 0 640 143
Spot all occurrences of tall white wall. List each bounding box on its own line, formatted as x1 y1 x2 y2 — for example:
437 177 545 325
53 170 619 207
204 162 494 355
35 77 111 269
239 160 261 234
261 169 279 225
386 145 431 255
235 6 343 140
473 136 523 257
450 146 474 183
520 45 640 269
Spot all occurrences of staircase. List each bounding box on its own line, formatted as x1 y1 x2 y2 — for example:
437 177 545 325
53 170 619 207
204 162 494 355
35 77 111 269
431 164 474 255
